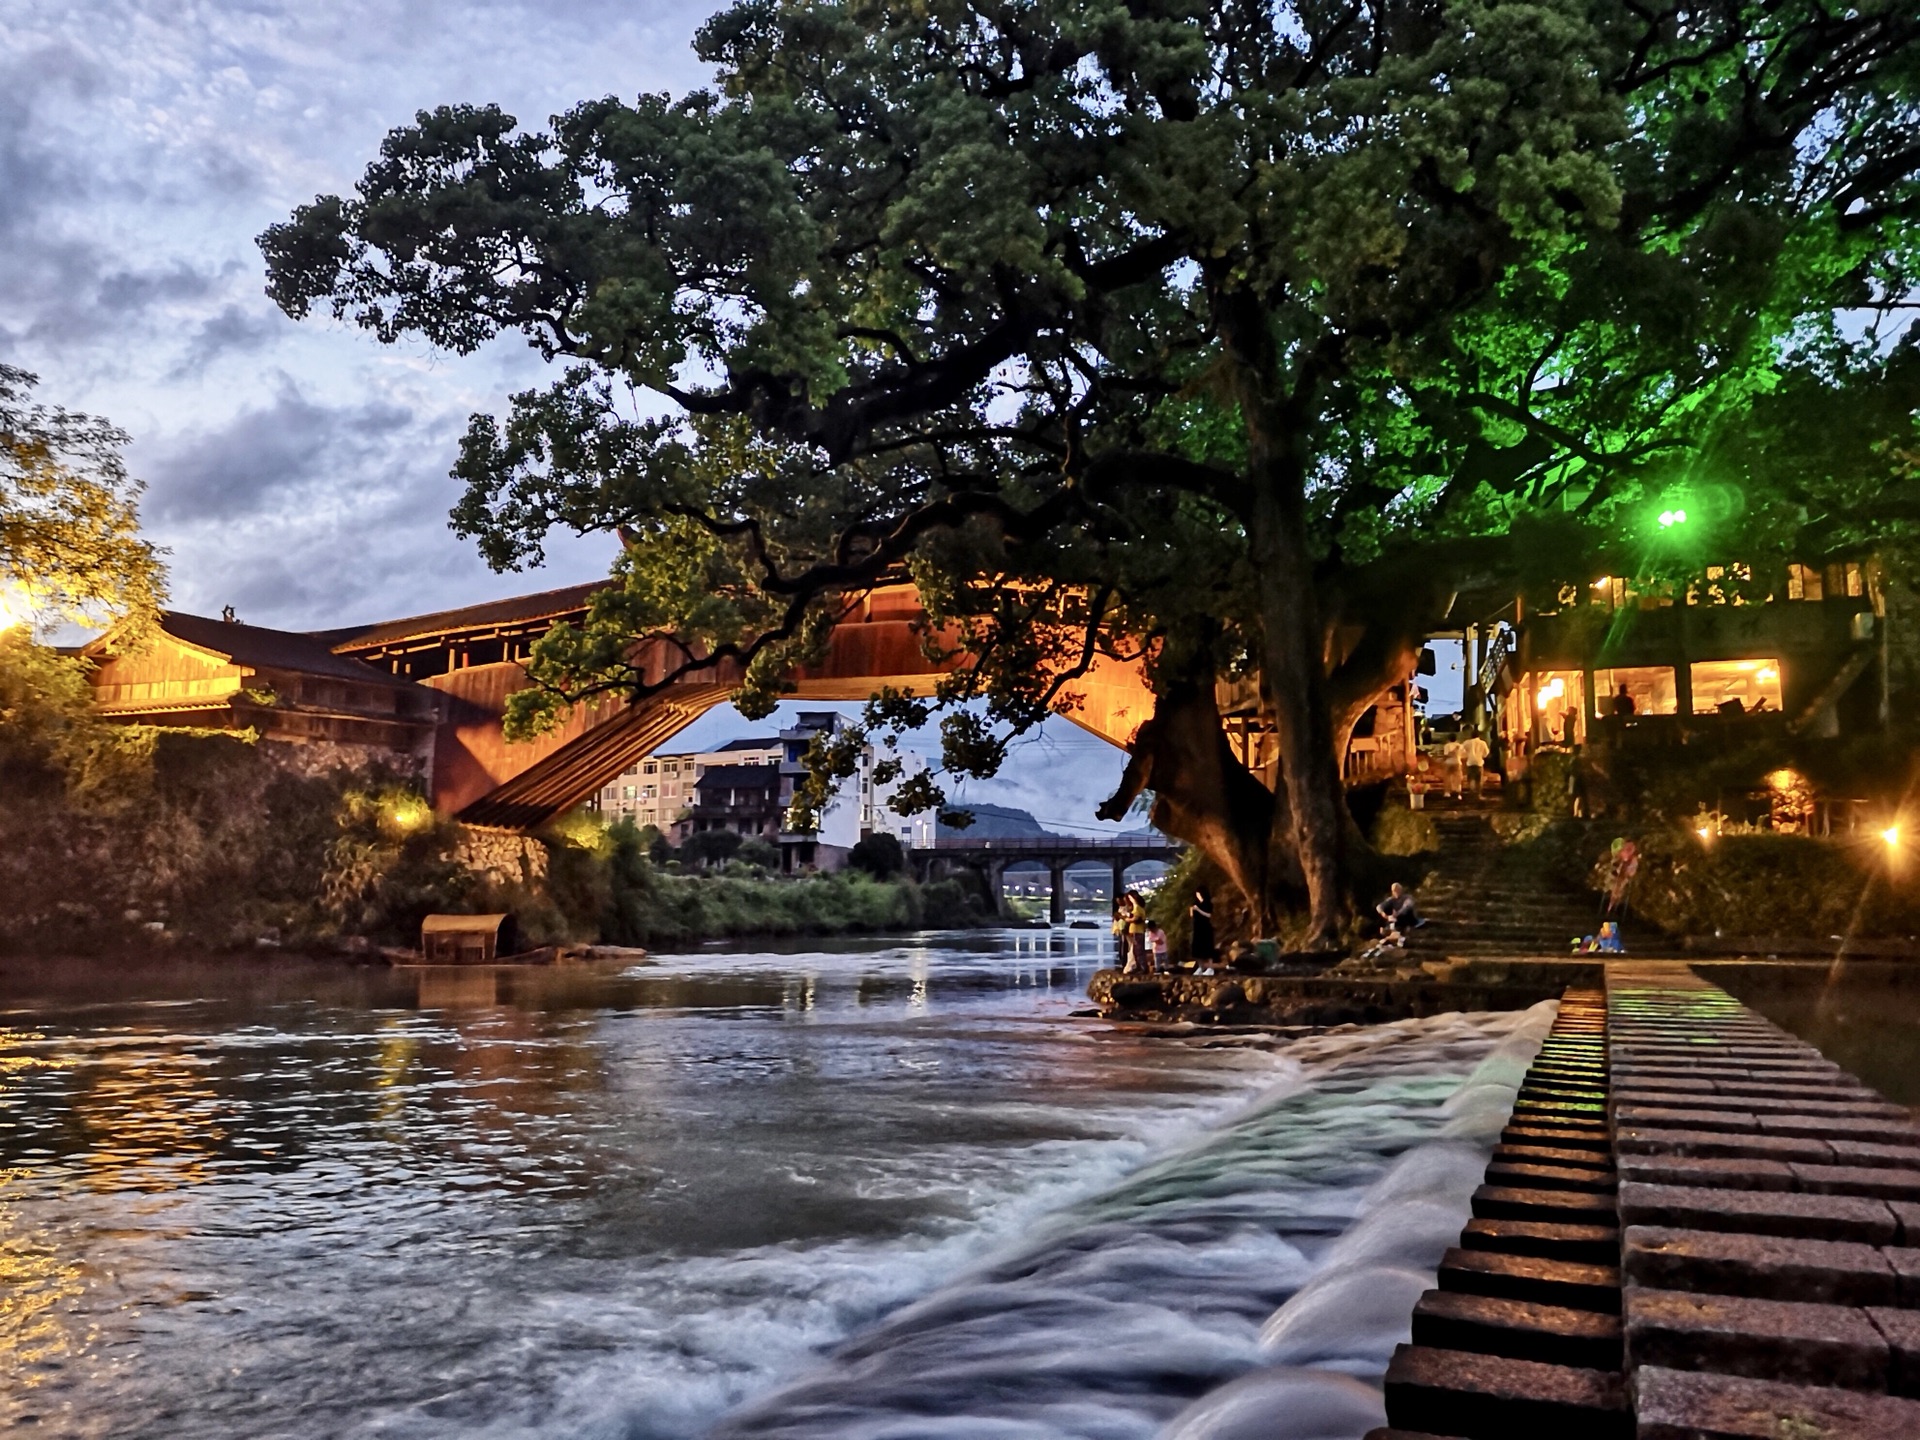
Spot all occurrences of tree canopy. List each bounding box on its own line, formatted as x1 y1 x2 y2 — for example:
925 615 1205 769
262 0 1920 942
1 365 166 640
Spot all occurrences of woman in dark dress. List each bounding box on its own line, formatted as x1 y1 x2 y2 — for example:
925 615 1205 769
1189 886 1216 968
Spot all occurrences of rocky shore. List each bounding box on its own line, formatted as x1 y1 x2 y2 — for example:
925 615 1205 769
1089 957 1606 1027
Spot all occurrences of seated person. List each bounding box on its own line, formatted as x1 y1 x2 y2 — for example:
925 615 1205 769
1374 883 1420 946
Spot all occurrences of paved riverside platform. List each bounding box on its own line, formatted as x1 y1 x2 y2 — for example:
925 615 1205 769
1369 962 1920 1439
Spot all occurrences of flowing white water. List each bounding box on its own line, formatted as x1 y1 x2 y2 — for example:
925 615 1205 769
712 1002 1556 1440
0 938 1548 1440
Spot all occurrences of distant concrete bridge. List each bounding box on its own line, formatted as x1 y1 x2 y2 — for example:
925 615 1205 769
916 835 1183 924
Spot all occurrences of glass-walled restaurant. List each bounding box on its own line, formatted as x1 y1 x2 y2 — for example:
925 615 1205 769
1498 560 1882 769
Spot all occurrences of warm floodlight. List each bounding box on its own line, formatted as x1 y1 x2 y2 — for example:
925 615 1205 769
1758 666 1778 683
1884 826 1901 849
1695 825 1713 842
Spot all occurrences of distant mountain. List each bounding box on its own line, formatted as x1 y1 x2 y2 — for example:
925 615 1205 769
936 802 1049 838
935 804 1170 844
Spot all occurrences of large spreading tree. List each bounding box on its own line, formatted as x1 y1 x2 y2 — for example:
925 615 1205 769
263 0 1920 944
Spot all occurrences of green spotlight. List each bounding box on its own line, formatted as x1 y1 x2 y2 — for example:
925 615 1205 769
1658 508 1687 528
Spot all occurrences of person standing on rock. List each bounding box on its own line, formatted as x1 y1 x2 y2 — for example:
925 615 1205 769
1146 921 1169 974
1189 886 1216 969
1121 890 1149 971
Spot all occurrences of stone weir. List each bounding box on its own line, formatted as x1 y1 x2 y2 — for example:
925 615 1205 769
1370 961 1920 1440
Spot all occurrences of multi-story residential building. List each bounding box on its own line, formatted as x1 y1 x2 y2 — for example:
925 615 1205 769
596 715 933 863
595 736 782 835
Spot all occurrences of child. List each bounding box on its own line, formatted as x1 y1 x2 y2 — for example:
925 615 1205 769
1146 921 1169 974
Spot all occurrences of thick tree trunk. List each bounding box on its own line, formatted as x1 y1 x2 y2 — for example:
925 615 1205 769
1249 480 1351 949
1097 679 1300 933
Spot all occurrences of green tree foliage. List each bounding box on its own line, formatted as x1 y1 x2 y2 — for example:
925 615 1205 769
262 0 1920 943
1 366 165 639
849 830 907 878
679 827 746 868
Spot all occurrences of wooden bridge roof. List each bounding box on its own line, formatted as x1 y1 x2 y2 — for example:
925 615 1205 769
316 582 605 653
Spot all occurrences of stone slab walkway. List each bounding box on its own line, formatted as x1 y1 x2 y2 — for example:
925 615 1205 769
1369 961 1920 1439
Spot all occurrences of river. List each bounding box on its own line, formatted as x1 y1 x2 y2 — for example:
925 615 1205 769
0 932 1552 1439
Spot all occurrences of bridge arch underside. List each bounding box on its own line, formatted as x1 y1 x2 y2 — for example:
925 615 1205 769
453 644 1154 832
997 856 1175 924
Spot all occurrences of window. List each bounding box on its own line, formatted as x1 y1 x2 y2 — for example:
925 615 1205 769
1787 564 1824 601
622 785 636 799
1594 666 1678 716
1690 659 1783 715
643 762 658 775
1530 671 1585 744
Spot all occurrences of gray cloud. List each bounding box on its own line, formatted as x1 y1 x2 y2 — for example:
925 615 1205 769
144 379 423 524
172 302 298 377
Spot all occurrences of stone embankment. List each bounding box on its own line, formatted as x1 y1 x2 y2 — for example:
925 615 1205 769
1369 961 1920 1439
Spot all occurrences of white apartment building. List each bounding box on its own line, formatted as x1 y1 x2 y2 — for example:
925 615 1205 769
597 718 934 854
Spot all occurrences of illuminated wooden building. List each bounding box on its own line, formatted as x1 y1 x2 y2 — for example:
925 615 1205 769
1496 560 1885 769
85 611 438 768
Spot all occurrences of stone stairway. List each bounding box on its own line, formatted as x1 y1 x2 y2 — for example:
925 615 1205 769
1401 810 1609 959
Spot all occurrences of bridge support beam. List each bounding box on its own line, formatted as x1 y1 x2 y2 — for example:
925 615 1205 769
1110 858 1128 905
984 859 1009 919
1048 861 1067 925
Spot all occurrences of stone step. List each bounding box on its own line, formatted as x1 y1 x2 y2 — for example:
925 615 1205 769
1622 1225 1915 1307
1619 1181 1905 1246
1460 1217 1621 1266
1413 1290 1623 1370
1472 1184 1620 1226
1625 1289 1891 1391
1438 1246 1623 1312
1634 1365 1920 1439
1383 1345 1631 1439
1484 1160 1618 1194
1492 1143 1615 1173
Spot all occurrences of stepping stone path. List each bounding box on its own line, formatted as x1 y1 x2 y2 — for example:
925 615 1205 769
1366 961 1920 1439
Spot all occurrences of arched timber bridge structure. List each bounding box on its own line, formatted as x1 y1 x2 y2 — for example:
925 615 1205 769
325 581 1167 832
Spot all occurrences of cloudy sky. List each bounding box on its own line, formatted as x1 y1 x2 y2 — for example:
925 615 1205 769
0 0 1136 827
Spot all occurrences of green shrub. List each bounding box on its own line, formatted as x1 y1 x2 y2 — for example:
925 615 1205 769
1372 804 1439 856
1618 830 1920 939
849 831 906 877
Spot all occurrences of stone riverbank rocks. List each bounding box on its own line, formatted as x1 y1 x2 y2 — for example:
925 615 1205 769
1089 960 1600 1027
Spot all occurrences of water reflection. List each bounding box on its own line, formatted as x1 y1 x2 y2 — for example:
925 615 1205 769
0 934 1501 1439
1718 960 1920 1105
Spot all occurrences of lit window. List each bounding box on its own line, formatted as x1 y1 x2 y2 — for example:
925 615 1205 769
1690 659 1783 715
1529 670 1585 744
1787 564 1823 601
1595 666 1679 716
